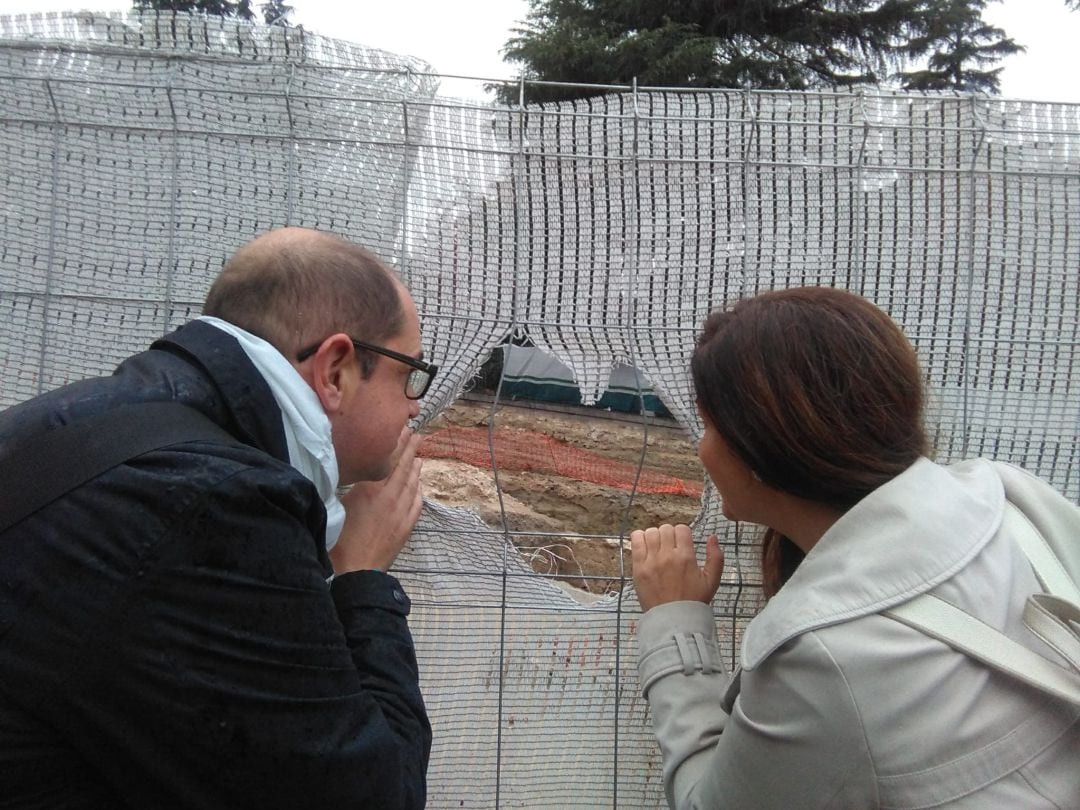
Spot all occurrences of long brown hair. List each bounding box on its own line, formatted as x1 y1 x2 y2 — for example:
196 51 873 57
690 287 929 597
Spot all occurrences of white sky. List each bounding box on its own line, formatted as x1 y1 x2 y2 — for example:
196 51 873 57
2 0 1079 103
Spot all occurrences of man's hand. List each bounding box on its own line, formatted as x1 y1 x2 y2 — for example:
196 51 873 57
331 428 423 574
630 524 724 612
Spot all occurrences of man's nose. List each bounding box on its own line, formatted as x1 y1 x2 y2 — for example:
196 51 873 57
409 398 421 419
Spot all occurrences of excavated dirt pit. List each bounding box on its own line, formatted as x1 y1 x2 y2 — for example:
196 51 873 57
419 398 704 594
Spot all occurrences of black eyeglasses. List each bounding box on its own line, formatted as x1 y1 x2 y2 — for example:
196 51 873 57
296 337 438 400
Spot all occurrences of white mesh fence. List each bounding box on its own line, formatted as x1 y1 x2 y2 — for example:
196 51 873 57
1 11 1078 809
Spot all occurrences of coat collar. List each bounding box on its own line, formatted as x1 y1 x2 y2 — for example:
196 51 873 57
741 457 1005 670
149 320 290 464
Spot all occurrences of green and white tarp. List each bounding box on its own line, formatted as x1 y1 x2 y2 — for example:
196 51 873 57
501 344 671 416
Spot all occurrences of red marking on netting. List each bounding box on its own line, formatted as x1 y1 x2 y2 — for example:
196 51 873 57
419 426 703 498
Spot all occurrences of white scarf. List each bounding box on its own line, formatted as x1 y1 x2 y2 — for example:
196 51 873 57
198 316 345 549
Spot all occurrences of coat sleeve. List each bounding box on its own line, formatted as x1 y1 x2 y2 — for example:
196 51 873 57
62 463 432 810
638 602 876 810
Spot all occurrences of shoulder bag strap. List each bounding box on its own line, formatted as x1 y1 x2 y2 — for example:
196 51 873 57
1004 505 1080 604
884 503 1080 706
886 594 1080 706
0 401 238 534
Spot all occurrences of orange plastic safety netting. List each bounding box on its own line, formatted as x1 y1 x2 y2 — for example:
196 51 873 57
419 426 703 499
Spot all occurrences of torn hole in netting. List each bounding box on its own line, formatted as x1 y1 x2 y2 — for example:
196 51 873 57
415 343 705 596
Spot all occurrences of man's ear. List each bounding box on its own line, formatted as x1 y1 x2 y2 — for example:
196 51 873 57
301 334 355 415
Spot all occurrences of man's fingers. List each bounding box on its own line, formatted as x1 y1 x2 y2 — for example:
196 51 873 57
396 430 421 468
405 476 424 533
384 428 420 478
382 431 421 487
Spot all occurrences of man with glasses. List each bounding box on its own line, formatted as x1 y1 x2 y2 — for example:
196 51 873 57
0 227 434 808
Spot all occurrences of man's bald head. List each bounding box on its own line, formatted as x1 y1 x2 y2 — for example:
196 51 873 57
203 228 406 359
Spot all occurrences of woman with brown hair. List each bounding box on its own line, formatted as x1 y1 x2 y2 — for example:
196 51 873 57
631 287 1080 809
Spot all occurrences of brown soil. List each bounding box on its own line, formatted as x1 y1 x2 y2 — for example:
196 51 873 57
420 398 704 594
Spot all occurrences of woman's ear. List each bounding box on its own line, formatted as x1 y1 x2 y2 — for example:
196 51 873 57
302 334 355 415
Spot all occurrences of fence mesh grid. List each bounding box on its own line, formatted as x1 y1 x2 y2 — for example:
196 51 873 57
1 11 1078 809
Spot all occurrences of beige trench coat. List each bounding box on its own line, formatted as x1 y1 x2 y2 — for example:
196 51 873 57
637 458 1080 809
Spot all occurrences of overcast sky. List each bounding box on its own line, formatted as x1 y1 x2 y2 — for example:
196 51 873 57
3 0 1079 103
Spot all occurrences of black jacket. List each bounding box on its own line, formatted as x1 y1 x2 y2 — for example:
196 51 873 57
0 321 431 809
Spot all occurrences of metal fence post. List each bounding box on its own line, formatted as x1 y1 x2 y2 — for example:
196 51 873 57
38 70 63 394
283 61 296 225
162 58 180 335
853 93 871 296
961 98 989 457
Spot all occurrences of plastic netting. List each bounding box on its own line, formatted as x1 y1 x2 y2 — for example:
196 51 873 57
1 11 1078 809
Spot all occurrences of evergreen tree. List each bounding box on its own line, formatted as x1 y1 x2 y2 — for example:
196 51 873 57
499 0 1019 104
131 0 294 26
898 0 1021 92
132 0 256 20
260 0 294 26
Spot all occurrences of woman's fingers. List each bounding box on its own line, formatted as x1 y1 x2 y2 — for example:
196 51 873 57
630 524 719 611
703 534 725 596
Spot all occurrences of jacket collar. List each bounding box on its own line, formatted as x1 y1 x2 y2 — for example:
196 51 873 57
741 457 1004 670
149 320 290 464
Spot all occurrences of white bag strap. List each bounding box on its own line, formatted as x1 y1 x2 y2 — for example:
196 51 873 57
886 594 1080 706
885 503 1080 706
1024 594 1080 672
1005 505 1080 604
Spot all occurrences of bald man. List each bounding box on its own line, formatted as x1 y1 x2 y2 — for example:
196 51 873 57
0 229 433 808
